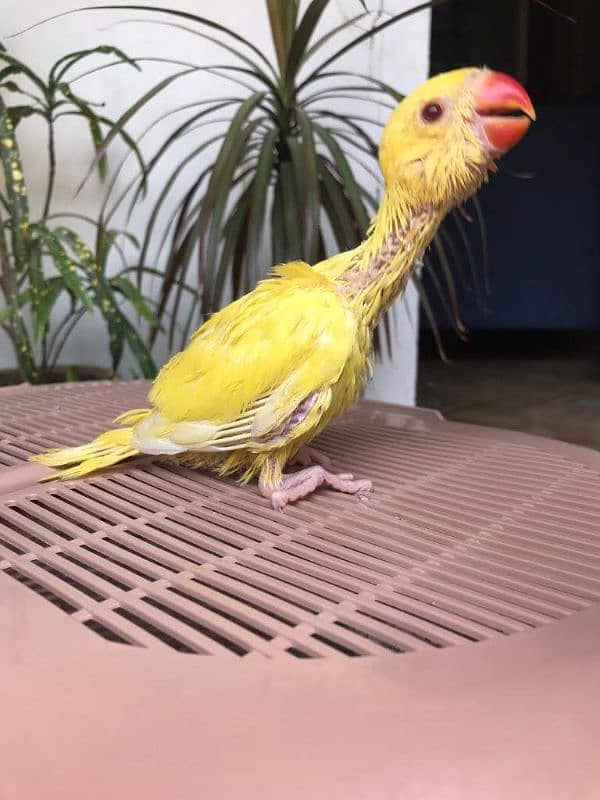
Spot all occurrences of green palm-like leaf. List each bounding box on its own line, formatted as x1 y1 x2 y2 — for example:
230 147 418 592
33 277 64 343
246 128 277 282
313 123 369 233
296 111 321 261
300 1 441 87
74 66 198 194
55 226 157 376
284 0 329 90
35 226 94 311
110 274 161 328
49 45 140 84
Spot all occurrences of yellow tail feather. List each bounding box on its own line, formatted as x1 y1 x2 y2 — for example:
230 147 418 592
113 407 152 426
31 424 142 480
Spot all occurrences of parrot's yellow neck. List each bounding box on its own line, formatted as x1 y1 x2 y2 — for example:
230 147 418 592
336 190 443 329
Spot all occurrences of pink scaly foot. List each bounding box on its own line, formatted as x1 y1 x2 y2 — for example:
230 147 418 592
260 465 372 511
288 445 332 470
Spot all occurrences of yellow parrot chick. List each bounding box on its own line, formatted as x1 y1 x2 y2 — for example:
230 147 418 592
33 68 535 509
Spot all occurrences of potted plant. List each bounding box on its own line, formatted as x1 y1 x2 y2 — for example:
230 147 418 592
85 0 483 359
0 42 158 384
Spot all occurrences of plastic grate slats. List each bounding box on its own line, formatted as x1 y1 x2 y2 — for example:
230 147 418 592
0 380 599 659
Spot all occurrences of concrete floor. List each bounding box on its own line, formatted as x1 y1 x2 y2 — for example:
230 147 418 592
417 354 600 451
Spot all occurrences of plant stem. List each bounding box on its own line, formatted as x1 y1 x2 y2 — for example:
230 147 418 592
42 116 56 219
48 307 85 371
0 208 36 380
41 334 48 376
0 211 9 299
0 95 30 267
46 307 72 361
0 101 37 381
0 213 18 361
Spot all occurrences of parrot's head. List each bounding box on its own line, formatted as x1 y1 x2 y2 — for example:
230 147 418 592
379 67 535 210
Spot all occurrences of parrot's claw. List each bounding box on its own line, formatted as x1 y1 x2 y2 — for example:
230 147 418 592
261 465 372 510
288 445 333 470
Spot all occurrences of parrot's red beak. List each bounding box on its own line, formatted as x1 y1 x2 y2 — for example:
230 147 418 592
472 71 535 153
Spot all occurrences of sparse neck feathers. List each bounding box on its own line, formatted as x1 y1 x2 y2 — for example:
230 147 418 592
336 189 443 328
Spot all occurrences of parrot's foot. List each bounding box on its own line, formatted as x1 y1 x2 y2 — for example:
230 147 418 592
260 465 372 511
288 445 332 470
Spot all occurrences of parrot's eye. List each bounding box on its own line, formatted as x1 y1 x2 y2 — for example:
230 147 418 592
421 102 444 123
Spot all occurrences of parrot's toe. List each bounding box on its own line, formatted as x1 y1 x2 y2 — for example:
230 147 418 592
270 490 290 511
262 465 372 510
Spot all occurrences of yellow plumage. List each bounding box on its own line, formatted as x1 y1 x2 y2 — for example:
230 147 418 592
32 68 534 507
34 427 138 480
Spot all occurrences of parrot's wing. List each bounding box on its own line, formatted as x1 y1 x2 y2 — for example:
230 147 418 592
142 263 357 452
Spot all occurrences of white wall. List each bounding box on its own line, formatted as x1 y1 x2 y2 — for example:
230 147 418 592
0 0 430 404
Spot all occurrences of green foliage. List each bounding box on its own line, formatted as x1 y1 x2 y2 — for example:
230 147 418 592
90 0 485 356
0 42 157 382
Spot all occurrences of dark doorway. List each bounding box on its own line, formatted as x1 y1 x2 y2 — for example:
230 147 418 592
418 0 600 449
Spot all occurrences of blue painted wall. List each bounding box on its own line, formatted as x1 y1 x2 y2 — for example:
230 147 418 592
426 100 600 331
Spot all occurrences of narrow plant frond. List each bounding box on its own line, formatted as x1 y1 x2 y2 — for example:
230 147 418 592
302 11 370 63
70 56 201 84
110 274 161 328
271 172 285 265
437 224 467 287
212 183 252 309
246 128 277 282
0 49 46 93
101 99 240 225
279 160 303 263
10 5 276 75
109 18 278 91
422 253 463 338
34 226 94 311
49 45 140 84
413 272 449 363
326 139 383 187
284 0 329 90
313 110 379 155
198 100 266 317
318 158 357 251
296 110 321 262
313 124 369 233
301 69 405 101
75 66 198 195
266 0 292 76
303 82 399 104
449 209 481 297
300 1 446 87
471 196 490 294
310 107 385 129
430 236 467 335
357 183 381 213
124 103 240 218
230 189 252 300
318 125 378 162
136 142 224 285
304 90 396 110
